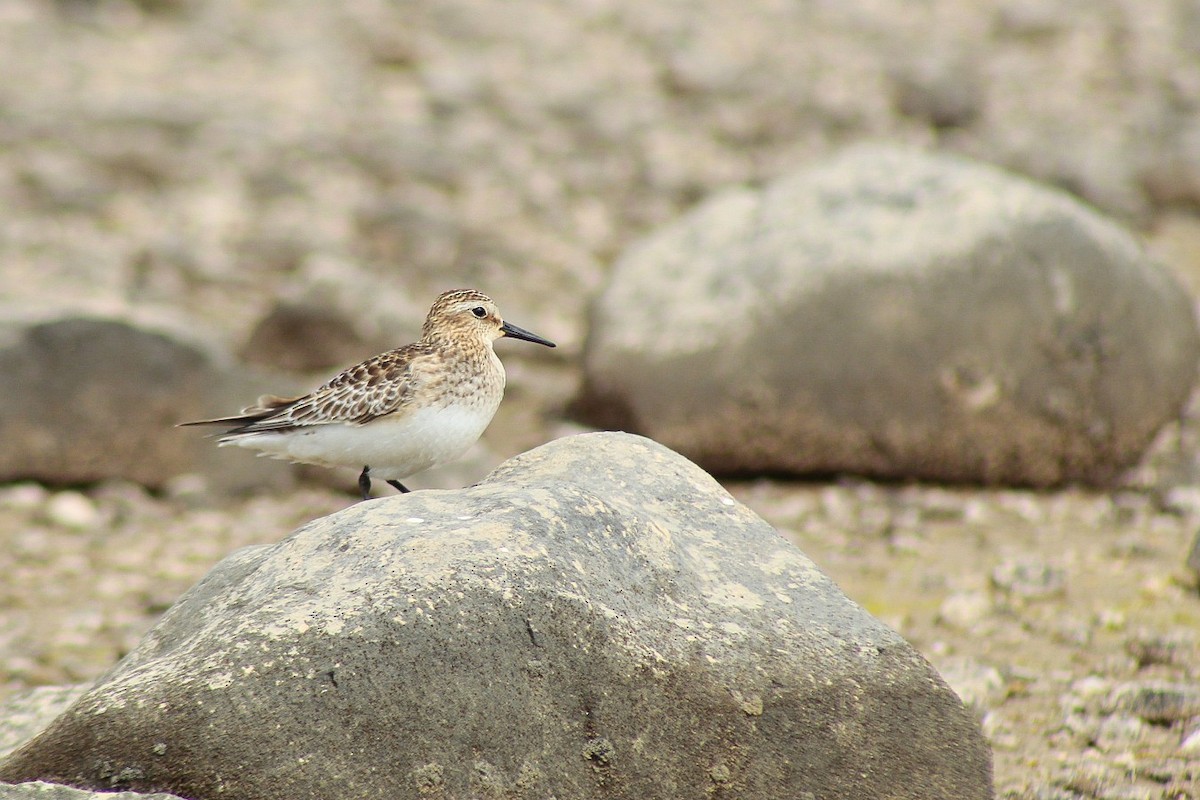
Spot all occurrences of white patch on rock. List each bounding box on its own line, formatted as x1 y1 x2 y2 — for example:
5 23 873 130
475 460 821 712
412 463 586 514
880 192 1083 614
206 673 234 691
707 582 765 611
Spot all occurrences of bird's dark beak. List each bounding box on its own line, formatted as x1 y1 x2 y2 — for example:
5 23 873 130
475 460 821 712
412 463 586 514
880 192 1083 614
500 321 556 348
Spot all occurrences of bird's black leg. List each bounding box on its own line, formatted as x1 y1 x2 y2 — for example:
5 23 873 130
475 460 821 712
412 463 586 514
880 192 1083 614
386 480 411 494
358 466 372 501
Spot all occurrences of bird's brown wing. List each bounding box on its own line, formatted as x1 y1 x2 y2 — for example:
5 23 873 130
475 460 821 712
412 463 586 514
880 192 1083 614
178 343 439 435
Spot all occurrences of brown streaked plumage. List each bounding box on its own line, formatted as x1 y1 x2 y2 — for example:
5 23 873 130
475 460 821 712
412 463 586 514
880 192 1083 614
180 289 555 499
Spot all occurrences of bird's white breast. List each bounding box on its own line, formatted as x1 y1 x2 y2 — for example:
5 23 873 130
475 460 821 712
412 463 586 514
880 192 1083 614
224 402 500 480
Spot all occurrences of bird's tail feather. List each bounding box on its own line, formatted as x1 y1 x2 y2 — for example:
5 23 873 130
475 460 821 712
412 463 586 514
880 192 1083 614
176 394 300 429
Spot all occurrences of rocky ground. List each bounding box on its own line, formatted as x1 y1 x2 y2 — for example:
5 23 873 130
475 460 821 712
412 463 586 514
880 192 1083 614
3 1 1200 797
2 408 1199 798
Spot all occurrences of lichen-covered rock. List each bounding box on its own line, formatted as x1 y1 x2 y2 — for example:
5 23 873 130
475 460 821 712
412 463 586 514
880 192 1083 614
0 433 992 800
578 146 1200 487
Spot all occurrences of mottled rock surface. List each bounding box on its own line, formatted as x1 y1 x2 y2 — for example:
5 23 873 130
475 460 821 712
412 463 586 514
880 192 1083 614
0 433 991 800
579 146 1200 487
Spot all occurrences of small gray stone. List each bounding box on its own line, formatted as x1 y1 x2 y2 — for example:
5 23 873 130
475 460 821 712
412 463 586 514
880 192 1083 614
937 591 995 630
1064 676 1115 716
1124 630 1197 669
40 493 101 531
1161 485 1200 518
1180 718 1200 754
1106 682 1200 724
1093 714 1147 752
990 559 1066 600
0 485 49 512
932 656 1007 718
1024 786 1085 800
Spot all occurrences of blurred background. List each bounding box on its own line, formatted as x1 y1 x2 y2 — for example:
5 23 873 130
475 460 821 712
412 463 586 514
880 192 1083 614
2 1 1200 796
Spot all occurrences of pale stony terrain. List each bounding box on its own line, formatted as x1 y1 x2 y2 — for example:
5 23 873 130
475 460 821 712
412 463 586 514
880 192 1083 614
3 418 1200 797
4 0 1200 347
3 1 1200 798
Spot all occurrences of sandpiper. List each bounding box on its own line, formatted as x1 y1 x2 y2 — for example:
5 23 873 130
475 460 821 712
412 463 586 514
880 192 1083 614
180 289 555 499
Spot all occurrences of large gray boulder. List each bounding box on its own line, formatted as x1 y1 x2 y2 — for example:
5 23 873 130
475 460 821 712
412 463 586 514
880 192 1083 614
578 146 1200 487
0 308 293 493
0 433 992 800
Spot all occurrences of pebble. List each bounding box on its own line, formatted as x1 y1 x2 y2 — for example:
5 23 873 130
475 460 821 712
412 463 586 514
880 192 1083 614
1064 676 1114 713
164 473 211 503
12 528 54 560
889 507 921 531
1061 710 1099 741
1093 714 1146 752
1106 682 1200 724
961 497 993 526
1106 534 1157 559
991 558 1066 600
937 590 994 630
43 491 102 529
901 486 966 522
979 710 1018 749
818 486 859 528
1110 491 1155 526
934 656 1007 717
1162 485 1200 517
1024 786 1081 800
1124 631 1193 668
1048 616 1094 648
858 505 894 537
1074 494 1116 528
887 531 923 555
0 482 49 511
1179 720 1200 754
994 491 1045 523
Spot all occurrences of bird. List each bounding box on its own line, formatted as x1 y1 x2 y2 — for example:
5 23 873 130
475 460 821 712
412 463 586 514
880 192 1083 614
180 289 555 499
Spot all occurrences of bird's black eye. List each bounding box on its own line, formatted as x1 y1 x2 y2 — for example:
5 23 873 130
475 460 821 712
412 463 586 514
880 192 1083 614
471 306 487 318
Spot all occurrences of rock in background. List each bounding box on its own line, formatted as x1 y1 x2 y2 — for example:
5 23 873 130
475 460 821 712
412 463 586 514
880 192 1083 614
578 146 1200 487
0 307 295 494
0 434 992 800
